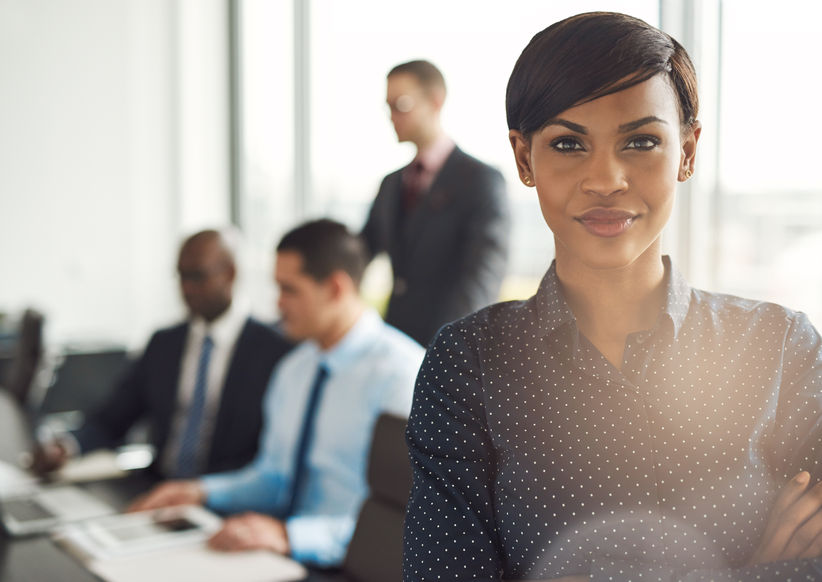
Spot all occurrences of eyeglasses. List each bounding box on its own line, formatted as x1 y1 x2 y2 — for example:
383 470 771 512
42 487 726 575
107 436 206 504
387 94 416 114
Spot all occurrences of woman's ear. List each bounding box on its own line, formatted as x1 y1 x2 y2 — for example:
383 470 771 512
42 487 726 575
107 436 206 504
509 129 535 187
679 120 702 181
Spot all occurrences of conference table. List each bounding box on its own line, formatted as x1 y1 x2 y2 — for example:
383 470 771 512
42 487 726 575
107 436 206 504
0 391 345 582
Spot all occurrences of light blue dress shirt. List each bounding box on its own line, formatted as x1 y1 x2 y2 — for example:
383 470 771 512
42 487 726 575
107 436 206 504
202 308 423 566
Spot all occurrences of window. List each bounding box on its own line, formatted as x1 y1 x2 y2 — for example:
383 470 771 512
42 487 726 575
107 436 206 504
238 0 659 308
234 0 294 315
713 1 822 324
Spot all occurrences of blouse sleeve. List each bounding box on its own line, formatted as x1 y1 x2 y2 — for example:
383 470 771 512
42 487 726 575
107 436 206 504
403 322 504 582
767 311 822 480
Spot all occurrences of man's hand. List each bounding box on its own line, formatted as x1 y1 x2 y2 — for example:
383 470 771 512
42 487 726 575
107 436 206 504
748 471 822 565
208 512 290 555
126 480 205 512
29 440 69 475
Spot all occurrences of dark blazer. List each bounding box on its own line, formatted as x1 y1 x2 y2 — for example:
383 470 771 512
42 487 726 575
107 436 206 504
72 317 292 475
361 146 510 346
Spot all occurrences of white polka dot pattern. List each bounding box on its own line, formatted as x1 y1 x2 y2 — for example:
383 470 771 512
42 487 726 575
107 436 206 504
403 258 822 581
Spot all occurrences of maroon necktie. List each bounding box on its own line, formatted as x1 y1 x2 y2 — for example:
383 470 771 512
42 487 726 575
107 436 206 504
402 161 425 211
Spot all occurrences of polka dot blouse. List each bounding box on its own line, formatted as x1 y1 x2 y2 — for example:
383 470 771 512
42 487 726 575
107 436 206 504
403 257 822 581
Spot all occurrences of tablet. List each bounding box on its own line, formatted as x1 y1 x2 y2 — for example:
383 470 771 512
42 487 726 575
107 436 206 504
54 505 222 560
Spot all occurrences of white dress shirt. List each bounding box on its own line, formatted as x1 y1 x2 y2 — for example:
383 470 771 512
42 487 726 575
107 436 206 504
160 301 248 474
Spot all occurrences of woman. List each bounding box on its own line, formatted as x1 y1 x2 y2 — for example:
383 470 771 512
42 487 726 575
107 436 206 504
403 12 822 582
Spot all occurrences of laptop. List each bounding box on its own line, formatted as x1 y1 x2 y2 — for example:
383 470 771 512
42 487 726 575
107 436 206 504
0 459 115 536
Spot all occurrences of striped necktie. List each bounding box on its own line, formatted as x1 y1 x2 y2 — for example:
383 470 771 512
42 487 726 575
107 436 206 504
175 334 214 477
283 362 330 517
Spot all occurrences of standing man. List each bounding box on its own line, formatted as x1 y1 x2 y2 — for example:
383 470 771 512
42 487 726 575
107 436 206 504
129 219 423 567
33 229 292 478
361 59 510 346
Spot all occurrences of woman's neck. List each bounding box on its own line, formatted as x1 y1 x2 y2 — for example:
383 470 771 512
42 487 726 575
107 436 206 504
556 248 667 367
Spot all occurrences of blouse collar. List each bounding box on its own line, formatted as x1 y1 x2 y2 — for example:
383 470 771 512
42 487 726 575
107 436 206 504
534 255 691 340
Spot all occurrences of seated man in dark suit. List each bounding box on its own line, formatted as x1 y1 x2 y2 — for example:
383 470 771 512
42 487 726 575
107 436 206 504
361 59 511 347
33 229 292 478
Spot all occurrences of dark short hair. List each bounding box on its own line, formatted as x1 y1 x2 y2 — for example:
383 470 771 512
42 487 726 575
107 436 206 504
179 228 237 270
276 219 367 288
506 12 698 139
388 59 447 95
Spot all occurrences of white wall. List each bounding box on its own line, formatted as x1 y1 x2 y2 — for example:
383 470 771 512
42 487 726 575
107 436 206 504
0 0 231 349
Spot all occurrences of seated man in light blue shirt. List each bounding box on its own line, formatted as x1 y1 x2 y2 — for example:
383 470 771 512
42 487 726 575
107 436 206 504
129 219 424 566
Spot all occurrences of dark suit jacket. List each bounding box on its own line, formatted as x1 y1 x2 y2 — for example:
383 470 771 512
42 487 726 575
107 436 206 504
72 317 292 476
361 146 510 346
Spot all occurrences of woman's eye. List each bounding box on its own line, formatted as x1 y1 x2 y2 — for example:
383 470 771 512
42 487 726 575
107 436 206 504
550 137 584 152
626 135 660 150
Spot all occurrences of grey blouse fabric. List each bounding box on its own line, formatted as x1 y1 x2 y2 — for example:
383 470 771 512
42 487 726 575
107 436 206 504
403 257 822 581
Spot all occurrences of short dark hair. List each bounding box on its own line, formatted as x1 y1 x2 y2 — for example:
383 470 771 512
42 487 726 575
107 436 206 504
388 59 447 95
276 219 368 288
506 12 698 139
179 228 237 270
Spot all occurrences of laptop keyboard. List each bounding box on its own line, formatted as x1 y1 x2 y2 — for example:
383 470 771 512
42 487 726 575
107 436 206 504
2 497 56 522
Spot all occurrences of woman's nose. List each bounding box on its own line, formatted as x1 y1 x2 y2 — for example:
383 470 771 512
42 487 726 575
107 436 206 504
581 151 628 197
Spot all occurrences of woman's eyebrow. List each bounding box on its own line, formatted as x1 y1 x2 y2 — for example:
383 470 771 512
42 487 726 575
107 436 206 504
618 116 667 133
543 116 667 135
544 119 587 134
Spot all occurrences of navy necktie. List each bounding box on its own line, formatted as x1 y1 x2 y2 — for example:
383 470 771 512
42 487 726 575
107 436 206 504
175 334 214 477
284 362 330 517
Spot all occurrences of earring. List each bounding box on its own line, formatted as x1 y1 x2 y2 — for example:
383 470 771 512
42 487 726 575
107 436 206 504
523 176 532 186
685 169 693 180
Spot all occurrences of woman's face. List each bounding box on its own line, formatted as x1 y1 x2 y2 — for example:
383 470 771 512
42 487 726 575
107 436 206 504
510 75 700 273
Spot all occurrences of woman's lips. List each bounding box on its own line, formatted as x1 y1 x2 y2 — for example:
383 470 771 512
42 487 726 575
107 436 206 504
576 209 637 238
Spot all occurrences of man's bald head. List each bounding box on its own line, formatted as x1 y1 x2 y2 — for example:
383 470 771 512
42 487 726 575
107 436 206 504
177 229 237 322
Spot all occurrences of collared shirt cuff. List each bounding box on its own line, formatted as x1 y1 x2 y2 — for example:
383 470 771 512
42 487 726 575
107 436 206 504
201 469 288 516
285 514 355 567
56 432 81 457
37 423 80 457
201 473 238 513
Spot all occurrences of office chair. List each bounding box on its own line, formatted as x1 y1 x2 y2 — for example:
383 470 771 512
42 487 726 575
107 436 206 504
37 346 129 416
2 308 45 406
342 412 412 582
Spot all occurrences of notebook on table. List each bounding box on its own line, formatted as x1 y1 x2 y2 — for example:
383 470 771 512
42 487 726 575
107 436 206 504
53 505 308 582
